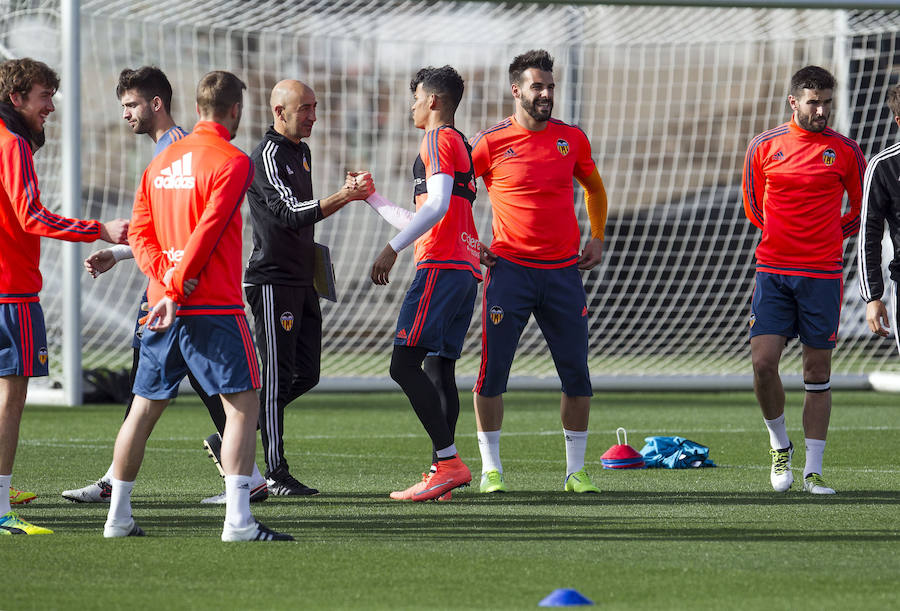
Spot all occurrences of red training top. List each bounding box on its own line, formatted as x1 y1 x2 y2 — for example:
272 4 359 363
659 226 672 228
129 121 253 315
0 117 101 302
742 117 865 278
469 115 596 268
413 125 481 280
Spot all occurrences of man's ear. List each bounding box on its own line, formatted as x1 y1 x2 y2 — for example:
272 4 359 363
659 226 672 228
9 91 24 108
788 94 798 112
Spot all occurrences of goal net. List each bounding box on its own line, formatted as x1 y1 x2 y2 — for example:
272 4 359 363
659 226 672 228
3 0 900 394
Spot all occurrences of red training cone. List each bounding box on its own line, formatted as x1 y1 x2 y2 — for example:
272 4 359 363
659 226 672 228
600 427 645 469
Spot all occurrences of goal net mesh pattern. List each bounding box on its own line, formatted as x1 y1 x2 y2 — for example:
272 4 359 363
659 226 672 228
3 1 900 388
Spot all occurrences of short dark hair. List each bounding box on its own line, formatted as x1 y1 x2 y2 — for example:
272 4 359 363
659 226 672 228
789 65 835 97
887 84 900 119
116 66 173 114
410 66 465 114
0 57 60 104
196 70 245 117
509 49 554 85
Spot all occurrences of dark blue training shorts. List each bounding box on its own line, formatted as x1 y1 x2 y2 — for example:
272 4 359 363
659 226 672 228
133 314 261 399
394 267 478 360
0 302 49 377
474 257 591 397
749 271 842 349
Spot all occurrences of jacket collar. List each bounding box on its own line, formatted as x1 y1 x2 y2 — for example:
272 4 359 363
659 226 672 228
0 102 45 152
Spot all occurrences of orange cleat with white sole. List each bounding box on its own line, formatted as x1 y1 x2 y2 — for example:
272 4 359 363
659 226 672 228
411 456 470 502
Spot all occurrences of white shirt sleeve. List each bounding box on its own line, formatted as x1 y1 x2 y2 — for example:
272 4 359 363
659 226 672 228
110 244 134 262
365 192 415 230
387 173 452 252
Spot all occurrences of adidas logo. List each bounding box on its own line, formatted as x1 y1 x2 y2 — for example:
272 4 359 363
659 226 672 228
154 152 195 189
286 165 294 175
396 329 408 340
772 150 784 161
503 147 516 158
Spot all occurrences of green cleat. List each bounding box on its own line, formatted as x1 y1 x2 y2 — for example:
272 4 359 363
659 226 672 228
9 486 36 505
564 469 600 493
479 469 507 493
0 511 53 535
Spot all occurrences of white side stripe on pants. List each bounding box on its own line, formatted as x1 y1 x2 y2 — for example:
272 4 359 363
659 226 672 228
262 284 280 470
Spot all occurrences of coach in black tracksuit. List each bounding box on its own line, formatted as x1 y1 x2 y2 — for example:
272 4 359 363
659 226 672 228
244 79 373 495
859 85 900 353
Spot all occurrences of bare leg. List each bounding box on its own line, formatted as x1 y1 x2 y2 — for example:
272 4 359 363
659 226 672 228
112 395 168 482
473 393 503 432
751 334 787 420
801 345 832 440
0 375 28 476
219 389 259 476
560 394 589 431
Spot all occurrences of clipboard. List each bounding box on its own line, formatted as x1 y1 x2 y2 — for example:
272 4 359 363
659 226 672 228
313 242 338 302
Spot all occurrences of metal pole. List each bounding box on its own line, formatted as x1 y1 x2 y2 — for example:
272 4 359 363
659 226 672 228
833 9 851 136
61 0 82 406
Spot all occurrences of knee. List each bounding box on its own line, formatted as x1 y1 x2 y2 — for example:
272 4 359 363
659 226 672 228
751 353 780 381
389 355 408 385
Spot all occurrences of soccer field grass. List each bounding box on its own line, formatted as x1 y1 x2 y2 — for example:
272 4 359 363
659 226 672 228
5 390 899 610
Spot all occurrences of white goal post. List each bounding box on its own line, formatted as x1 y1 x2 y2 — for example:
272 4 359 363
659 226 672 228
3 0 900 403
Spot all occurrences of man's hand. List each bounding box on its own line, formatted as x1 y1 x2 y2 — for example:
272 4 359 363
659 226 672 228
866 299 891 337
480 242 497 268
145 297 177 332
347 171 375 200
84 249 116 278
577 237 604 270
183 278 198 297
162 267 198 297
99 218 129 244
371 243 398 285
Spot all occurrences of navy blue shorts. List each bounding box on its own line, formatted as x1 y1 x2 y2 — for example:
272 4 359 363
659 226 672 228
0 302 49 377
394 268 477 360
749 272 842 349
474 257 591 397
133 314 261 399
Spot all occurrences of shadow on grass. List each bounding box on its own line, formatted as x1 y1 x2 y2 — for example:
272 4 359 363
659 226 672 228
300 490 900 506
33 490 900 542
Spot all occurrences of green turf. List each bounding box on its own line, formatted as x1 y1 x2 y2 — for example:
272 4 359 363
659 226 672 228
4 391 899 610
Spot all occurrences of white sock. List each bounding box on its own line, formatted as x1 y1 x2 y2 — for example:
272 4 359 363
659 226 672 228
564 429 589 476
224 475 253 529
435 444 457 460
804 438 826 479
102 462 115 483
0 474 11 515
764 414 791 450
250 463 266 489
477 430 502 474
108 478 135 523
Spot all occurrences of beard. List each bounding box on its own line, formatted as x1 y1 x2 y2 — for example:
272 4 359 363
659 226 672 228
796 111 828 133
521 95 552 122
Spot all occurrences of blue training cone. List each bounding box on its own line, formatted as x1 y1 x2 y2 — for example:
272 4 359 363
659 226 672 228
538 588 594 607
